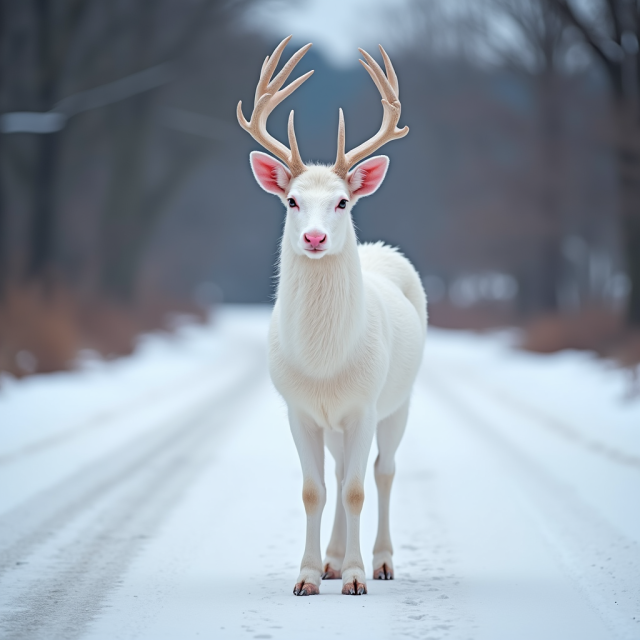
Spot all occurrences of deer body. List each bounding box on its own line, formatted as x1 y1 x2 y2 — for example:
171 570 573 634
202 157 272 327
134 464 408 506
271 230 425 430
237 37 426 596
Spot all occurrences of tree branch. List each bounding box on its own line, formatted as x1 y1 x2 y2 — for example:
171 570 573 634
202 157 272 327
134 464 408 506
549 0 618 77
604 0 623 41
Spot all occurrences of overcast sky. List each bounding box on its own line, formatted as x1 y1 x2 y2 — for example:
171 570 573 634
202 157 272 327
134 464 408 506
244 0 415 67
244 0 595 75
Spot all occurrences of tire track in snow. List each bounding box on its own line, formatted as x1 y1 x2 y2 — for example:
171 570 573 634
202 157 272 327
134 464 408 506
434 363 640 472
425 371 640 640
0 355 261 576
0 351 266 639
0 362 224 467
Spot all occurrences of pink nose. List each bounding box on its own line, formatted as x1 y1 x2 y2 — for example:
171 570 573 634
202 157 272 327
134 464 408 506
303 232 327 249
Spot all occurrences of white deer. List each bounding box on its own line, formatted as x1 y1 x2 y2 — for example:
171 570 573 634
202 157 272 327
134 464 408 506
237 36 427 596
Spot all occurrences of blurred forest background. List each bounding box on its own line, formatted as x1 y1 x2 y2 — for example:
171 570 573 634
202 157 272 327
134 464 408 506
1 0 640 377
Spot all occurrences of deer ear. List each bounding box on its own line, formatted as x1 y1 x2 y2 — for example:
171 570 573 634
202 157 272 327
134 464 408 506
250 151 292 195
347 155 389 198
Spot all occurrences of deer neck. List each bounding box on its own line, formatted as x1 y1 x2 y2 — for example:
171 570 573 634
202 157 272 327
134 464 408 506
276 224 365 378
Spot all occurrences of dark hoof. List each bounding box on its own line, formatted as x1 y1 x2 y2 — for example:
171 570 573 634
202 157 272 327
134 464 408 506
293 581 319 596
321 564 342 580
373 563 394 580
342 579 367 595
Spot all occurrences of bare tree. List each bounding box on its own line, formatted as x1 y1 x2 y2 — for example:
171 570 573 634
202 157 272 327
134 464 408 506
482 0 573 316
550 0 640 325
400 0 585 318
95 0 223 301
0 0 243 299
0 0 256 374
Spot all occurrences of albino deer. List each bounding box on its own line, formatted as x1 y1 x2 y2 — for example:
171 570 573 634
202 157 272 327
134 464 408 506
237 36 426 596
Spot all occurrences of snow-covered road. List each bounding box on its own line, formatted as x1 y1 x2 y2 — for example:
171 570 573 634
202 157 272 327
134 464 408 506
1 306 639 640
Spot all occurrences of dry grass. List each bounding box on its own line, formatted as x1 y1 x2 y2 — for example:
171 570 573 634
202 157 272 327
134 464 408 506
521 308 640 367
429 301 640 368
0 283 205 378
3 291 638 380
0 284 80 376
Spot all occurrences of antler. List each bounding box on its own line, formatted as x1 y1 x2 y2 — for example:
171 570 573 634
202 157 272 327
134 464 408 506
333 45 409 179
237 35 313 177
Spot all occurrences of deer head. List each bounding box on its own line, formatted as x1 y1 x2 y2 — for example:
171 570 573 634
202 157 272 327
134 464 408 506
237 36 408 259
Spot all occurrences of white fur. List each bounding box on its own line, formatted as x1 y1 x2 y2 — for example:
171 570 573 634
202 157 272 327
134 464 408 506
251 152 427 595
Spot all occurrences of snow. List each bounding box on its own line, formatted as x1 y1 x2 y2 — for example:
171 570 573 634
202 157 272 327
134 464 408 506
0 305 638 640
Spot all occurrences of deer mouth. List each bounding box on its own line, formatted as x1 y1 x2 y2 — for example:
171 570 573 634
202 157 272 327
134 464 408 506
304 247 327 258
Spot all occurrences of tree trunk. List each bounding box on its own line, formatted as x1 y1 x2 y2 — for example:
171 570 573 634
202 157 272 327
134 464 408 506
27 0 58 284
535 71 563 313
28 132 59 282
0 135 5 299
0 0 5 299
623 214 640 324
99 94 153 301
614 100 640 326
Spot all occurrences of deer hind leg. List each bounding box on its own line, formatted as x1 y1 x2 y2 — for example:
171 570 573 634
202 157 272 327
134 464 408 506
322 430 346 579
373 400 409 580
289 409 326 596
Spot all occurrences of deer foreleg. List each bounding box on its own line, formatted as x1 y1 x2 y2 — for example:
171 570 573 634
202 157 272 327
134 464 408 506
289 409 326 596
323 430 346 579
340 407 376 595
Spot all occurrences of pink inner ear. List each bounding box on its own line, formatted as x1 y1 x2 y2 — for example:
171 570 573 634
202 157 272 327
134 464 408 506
250 151 291 195
348 156 389 197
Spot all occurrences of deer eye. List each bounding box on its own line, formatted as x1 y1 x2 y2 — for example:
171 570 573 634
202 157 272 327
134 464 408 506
287 198 297 208
338 199 348 209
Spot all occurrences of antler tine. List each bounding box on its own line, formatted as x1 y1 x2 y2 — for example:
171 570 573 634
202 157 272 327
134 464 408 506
260 36 291 87
237 36 313 177
337 109 346 155
260 55 270 78
359 60 385 99
358 48 397 102
334 108 348 178
270 69 314 109
269 43 313 94
287 111 304 175
378 44 399 98
332 46 408 179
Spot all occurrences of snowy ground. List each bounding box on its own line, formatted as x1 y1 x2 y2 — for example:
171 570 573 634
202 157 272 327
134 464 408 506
1 305 639 640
